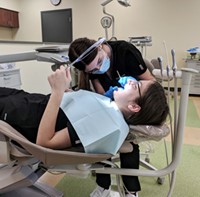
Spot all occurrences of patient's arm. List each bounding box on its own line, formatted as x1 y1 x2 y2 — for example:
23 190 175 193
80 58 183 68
37 66 72 149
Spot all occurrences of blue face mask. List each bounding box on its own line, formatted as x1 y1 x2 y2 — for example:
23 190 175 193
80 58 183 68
92 56 110 74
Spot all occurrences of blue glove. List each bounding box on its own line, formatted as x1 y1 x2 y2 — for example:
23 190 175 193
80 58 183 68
118 76 137 88
104 86 118 99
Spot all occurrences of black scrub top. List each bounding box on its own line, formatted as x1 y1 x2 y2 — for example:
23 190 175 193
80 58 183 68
0 87 69 143
89 40 147 91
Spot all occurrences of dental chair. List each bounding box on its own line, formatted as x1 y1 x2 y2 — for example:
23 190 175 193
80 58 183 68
0 46 198 196
0 119 170 196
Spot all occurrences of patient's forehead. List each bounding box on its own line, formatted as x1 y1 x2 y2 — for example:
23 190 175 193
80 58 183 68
139 80 154 95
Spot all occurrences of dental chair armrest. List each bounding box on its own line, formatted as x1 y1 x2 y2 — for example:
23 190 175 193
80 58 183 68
0 133 10 163
0 120 111 165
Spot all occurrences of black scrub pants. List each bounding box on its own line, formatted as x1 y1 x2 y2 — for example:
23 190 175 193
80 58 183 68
96 143 141 192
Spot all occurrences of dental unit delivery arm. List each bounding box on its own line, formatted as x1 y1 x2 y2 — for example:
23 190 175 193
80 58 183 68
0 45 70 65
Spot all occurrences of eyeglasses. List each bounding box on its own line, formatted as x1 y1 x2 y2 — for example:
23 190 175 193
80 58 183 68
51 38 106 71
127 81 142 121
136 82 142 106
137 82 142 101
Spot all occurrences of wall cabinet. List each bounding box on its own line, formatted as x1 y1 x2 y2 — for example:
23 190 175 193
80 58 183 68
0 69 21 89
186 59 200 95
0 8 19 28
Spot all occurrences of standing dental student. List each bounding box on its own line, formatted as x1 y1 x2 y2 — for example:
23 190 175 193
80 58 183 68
68 37 156 197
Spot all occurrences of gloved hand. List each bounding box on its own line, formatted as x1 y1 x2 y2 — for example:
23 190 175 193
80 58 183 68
118 76 137 88
104 86 118 99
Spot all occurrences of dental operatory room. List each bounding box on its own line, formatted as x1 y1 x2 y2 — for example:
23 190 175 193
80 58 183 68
0 0 200 197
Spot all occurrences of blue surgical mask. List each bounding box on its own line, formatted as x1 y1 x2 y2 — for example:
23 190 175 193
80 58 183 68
92 56 110 74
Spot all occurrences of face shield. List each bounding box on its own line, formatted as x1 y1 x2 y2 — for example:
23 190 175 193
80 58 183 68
51 37 106 71
70 37 106 67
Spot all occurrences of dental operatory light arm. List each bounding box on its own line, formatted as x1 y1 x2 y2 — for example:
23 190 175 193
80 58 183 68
101 0 131 40
101 0 115 39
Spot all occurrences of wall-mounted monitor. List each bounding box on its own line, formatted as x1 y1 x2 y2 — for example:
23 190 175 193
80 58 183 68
41 9 72 43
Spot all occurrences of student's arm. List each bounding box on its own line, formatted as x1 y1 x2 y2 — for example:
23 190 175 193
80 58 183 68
137 69 155 81
91 78 105 94
36 66 72 149
137 59 156 81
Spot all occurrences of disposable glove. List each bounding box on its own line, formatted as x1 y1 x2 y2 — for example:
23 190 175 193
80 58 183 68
104 86 118 99
118 76 137 88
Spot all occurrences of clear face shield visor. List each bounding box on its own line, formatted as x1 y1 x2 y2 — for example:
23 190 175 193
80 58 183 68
51 38 106 71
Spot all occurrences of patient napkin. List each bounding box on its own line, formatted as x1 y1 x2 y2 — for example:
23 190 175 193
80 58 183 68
60 90 129 155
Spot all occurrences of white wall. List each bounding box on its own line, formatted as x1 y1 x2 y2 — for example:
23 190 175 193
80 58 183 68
0 0 200 92
0 43 53 93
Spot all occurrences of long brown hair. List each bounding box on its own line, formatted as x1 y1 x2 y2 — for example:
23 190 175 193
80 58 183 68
77 71 91 90
68 37 97 70
127 81 169 125
69 37 100 90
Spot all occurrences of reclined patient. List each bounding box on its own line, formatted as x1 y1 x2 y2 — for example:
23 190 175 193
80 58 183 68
0 66 169 155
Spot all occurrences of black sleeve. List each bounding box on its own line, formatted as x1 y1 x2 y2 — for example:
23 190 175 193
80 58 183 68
124 44 147 77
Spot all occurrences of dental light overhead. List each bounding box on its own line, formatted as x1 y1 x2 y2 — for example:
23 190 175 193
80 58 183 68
101 0 131 7
117 0 131 7
101 0 131 40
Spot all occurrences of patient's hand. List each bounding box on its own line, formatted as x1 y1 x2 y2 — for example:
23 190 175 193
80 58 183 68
48 66 71 94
